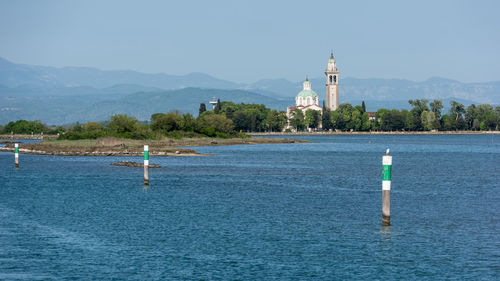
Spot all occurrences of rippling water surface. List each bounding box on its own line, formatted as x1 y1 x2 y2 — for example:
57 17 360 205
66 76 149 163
1 135 499 280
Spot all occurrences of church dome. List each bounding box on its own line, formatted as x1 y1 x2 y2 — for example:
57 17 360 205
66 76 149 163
295 78 319 107
296 78 319 99
296 89 319 99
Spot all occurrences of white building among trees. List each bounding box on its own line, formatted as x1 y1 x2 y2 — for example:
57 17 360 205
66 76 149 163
286 52 340 131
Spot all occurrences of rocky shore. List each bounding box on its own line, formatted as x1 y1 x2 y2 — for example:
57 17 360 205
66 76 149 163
110 161 161 168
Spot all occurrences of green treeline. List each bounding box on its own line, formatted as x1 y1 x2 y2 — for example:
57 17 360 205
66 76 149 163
0 100 285 139
0 120 57 135
291 99 500 132
59 110 240 140
1 99 499 139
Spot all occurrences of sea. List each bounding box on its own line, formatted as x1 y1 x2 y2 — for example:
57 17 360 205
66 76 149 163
0 134 499 280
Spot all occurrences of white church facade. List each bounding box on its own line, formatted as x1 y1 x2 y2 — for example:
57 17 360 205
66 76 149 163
286 52 340 130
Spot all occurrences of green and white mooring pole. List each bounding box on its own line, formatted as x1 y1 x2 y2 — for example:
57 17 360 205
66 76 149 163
382 149 392 226
144 145 149 185
14 143 19 168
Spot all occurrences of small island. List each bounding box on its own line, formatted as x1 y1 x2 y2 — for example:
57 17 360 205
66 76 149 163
0 137 307 157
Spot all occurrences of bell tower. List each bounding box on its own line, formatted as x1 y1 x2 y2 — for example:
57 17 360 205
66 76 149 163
325 52 339 110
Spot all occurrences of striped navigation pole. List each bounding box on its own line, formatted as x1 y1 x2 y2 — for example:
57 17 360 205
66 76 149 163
144 145 149 185
14 143 19 168
382 149 392 226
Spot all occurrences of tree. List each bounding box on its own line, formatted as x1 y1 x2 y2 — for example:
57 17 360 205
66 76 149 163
200 114 234 133
83 122 102 132
2 120 46 134
336 103 354 131
232 111 250 132
408 99 429 131
266 110 286 132
108 114 139 134
151 111 183 132
72 122 83 133
305 110 320 130
290 109 305 131
361 101 366 113
330 110 341 130
181 113 197 131
350 109 362 131
441 114 456 131
360 112 371 131
465 104 477 129
374 109 390 131
472 119 480 131
214 99 222 114
322 107 332 131
484 113 498 130
449 100 465 121
226 103 270 132
381 110 405 131
429 99 443 119
225 107 234 120
421 110 436 131
448 100 466 130
199 103 207 117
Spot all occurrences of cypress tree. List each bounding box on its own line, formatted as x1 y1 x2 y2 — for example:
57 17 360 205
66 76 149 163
199 103 206 117
322 101 332 130
214 99 222 114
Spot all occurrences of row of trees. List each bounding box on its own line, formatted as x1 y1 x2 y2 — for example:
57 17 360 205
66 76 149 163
2 99 499 139
58 110 242 140
288 99 500 132
199 100 288 132
1 120 52 135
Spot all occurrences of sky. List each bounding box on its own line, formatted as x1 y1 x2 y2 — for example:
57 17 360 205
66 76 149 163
1 0 499 83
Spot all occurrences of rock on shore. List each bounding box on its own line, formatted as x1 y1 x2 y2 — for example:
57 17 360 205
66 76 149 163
110 161 161 168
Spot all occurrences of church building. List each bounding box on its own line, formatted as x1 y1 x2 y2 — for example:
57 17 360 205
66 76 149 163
286 52 340 130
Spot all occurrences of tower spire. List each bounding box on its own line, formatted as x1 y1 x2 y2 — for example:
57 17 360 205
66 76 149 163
325 52 339 111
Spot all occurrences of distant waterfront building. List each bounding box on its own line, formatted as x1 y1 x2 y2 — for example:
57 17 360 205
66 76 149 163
287 78 321 113
286 52 340 130
209 97 218 109
286 78 322 130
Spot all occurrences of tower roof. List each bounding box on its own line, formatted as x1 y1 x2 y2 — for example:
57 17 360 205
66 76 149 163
329 52 336 63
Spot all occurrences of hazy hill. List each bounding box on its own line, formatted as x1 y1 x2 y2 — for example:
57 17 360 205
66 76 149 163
0 57 240 89
0 87 288 124
0 56 499 124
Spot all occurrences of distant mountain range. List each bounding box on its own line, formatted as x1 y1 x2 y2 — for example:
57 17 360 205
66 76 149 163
0 56 498 124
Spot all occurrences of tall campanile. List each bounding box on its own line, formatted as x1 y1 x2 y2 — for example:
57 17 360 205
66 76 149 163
325 52 339 110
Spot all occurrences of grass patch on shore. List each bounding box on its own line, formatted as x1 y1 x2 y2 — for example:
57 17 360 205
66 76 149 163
42 136 307 147
10 136 308 156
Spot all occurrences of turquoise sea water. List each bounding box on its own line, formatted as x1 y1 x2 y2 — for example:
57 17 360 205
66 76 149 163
1 135 499 280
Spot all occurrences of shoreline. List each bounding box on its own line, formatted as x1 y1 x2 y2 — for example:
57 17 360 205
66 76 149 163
0 136 307 157
250 131 500 136
0 134 58 140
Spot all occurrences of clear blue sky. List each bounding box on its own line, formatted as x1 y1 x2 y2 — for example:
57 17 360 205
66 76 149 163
1 0 499 83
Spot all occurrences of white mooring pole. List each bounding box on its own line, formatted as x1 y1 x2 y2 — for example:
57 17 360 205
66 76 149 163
144 145 149 185
382 149 392 226
14 143 19 168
